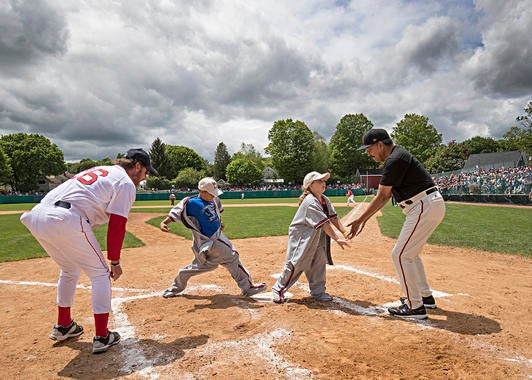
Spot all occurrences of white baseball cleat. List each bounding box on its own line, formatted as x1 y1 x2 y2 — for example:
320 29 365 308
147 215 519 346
243 282 267 297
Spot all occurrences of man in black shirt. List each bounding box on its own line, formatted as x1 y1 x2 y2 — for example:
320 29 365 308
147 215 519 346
346 129 446 319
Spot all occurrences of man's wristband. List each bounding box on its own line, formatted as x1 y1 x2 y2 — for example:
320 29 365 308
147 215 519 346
343 231 349 237
111 261 120 266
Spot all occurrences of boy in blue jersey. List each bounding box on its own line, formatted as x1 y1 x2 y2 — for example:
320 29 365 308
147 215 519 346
160 177 267 298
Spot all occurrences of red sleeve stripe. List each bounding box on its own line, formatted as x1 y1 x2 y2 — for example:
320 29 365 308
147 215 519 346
314 217 331 229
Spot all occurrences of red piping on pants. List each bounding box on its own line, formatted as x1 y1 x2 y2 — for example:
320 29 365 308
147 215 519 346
80 216 108 271
278 263 295 298
398 200 424 309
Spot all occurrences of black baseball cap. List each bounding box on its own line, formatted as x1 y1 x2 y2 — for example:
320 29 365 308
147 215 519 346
358 128 393 150
125 148 159 175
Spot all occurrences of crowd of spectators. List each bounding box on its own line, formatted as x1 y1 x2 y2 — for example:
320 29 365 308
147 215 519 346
142 182 359 194
6 167 530 198
434 166 532 195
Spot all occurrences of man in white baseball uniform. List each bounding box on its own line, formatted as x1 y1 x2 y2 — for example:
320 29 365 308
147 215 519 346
20 148 158 353
346 129 445 319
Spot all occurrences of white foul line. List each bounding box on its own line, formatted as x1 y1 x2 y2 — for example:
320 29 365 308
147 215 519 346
1 272 528 375
0 279 149 293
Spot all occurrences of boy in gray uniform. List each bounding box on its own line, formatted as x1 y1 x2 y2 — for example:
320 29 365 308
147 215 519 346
160 177 267 298
272 172 350 303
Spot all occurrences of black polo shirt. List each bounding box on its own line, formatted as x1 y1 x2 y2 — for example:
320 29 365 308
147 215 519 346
380 145 435 203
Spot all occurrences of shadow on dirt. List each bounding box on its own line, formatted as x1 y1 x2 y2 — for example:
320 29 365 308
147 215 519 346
55 334 209 379
291 296 501 336
179 293 266 312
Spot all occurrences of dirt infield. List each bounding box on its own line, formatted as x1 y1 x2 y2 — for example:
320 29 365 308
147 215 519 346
1 204 531 379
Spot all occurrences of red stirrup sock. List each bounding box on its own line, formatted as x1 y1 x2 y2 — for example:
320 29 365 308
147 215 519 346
94 313 109 337
58 306 71 327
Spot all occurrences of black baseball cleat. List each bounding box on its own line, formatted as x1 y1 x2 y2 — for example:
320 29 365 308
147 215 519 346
422 295 437 309
388 304 428 319
50 320 84 341
400 295 437 309
93 331 121 354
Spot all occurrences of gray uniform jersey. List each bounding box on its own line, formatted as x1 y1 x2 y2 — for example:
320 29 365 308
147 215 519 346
286 194 336 265
273 194 337 298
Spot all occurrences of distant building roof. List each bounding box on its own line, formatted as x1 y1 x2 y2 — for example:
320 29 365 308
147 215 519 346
263 166 279 179
463 151 526 170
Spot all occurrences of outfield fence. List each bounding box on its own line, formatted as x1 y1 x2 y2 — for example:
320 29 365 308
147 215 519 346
2 187 530 205
0 188 367 204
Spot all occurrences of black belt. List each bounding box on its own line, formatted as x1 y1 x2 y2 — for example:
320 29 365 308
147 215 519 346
400 187 438 208
54 200 71 209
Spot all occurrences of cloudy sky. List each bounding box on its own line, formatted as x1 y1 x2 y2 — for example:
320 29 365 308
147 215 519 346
1 0 531 162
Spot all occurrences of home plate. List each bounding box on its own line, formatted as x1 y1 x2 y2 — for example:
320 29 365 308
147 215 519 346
249 291 294 303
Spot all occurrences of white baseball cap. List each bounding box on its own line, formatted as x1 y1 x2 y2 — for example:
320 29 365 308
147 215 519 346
198 177 223 197
302 171 331 190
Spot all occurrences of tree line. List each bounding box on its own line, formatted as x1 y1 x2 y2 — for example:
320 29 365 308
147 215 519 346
1 102 530 193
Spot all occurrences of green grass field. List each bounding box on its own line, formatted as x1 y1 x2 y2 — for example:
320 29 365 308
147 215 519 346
377 202 531 256
1 212 144 262
145 206 352 239
1 197 530 262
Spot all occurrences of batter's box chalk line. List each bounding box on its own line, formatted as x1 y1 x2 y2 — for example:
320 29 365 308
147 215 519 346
111 284 223 378
189 329 314 379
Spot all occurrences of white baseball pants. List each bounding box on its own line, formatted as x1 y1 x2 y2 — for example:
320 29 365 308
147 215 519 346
20 203 112 314
392 191 446 309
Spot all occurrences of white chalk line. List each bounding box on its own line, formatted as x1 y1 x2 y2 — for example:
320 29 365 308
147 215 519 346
113 284 224 378
329 264 455 298
1 280 307 378
2 266 530 375
271 266 531 372
0 279 150 293
189 328 313 379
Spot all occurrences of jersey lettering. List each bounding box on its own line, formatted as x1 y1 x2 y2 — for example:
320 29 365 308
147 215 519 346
76 168 109 185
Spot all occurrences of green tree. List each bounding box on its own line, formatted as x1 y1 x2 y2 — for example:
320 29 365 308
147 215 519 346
67 157 113 173
516 100 532 129
392 114 442 165
226 158 263 186
312 131 329 173
174 167 205 189
213 142 231 180
462 136 500 155
165 145 207 179
0 133 66 192
329 114 375 179
425 141 467 173
265 119 314 185
501 102 532 156
98 157 113 166
501 125 532 154
145 176 172 190
232 143 265 170
150 138 170 178
0 147 14 187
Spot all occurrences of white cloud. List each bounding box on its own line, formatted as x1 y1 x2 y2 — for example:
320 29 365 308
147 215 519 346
0 0 530 162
